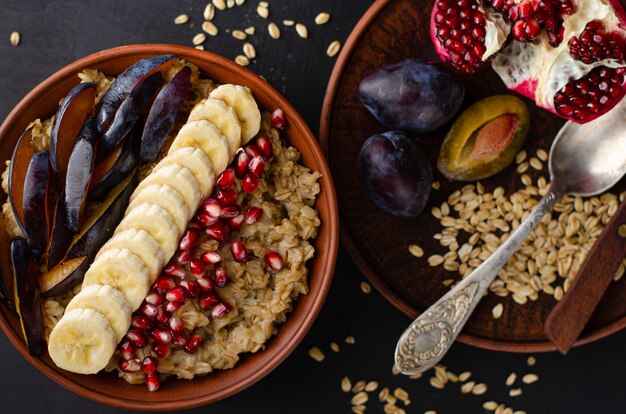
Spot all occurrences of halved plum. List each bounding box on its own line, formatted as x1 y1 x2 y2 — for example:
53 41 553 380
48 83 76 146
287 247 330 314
41 173 138 297
140 66 191 164
64 116 97 232
22 151 51 261
11 237 44 356
97 72 163 160
50 83 96 181
96 54 175 134
8 126 37 235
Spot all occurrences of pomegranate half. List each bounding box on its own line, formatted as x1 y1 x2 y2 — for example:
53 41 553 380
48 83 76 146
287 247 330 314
431 0 626 123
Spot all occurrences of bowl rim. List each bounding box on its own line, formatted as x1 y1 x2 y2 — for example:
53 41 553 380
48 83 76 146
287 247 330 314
0 43 339 410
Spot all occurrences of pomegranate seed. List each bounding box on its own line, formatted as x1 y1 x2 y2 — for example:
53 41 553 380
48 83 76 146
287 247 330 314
245 206 263 225
214 266 228 287
179 229 200 250
256 135 273 158
248 156 266 178
189 258 206 277
242 173 259 192
235 150 250 177
154 276 176 293
171 333 188 347
229 214 245 229
216 187 238 205
570 21 626 65
220 204 241 219
212 302 233 318
202 198 221 218
197 277 215 294
165 286 186 302
184 334 203 354
265 251 284 270
176 249 193 264
199 292 219 309
206 221 230 242
270 108 287 130
145 290 163 305
141 303 159 318
155 306 169 325
146 372 161 392
126 330 147 348
164 263 185 279
169 315 184 333
230 240 247 262
201 251 222 264
119 358 142 373
132 315 155 330
151 328 173 344
142 356 159 375
180 279 200 298
244 145 264 159
119 339 136 360
152 343 171 358
216 168 236 189
166 300 183 313
197 212 220 227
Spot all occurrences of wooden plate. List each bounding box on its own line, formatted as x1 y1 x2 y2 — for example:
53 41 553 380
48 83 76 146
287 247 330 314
320 0 626 352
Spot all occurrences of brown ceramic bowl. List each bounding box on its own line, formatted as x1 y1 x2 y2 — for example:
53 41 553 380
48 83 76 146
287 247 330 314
0 44 338 410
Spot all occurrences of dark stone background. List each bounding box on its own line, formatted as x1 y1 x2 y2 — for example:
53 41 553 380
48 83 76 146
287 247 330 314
0 1 624 413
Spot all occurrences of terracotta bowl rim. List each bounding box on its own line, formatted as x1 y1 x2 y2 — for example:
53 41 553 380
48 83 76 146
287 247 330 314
0 43 339 410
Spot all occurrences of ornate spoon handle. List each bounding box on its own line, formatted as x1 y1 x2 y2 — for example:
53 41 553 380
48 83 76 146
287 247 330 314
394 190 560 375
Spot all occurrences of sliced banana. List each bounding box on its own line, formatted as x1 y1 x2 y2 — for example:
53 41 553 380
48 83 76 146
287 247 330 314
115 203 180 260
131 163 202 214
153 147 215 197
64 285 132 342
209 84 261 144
128 184 190 233
48 308 117 375
169 120 230 172
82 248 151 309
188 98 242 155
97 228 165 277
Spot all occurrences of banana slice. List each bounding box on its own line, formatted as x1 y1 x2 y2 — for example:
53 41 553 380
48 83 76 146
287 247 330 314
128 184 190 233
169 120 230 172
97 228 165 277
64 285 132 342
131 163 202 214
48 308 117 375
115 203 180 260
153 147 215 197
209 84 261 144
188 98 242 155
83 248 151 309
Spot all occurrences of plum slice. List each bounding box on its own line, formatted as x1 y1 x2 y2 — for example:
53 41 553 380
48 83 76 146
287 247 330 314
45 196 73 269
140 66 191 164
41 173 138 297
22 151 51 261
11 237 44 356
64 116 97 232
8 126 37 235
0 216 15 312
50 83 96 181
96 54 175 134
97 72 163 160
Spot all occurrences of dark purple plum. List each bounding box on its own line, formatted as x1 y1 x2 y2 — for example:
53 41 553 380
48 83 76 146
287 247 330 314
97 72 163 160
22 151 51 260
359 131 433 218
358 59 464 134
64 116 97 232
140 66 191 164
96 54 175 134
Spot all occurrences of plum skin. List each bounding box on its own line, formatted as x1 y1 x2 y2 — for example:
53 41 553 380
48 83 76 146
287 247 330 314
358 59 465 134
359 131 433 218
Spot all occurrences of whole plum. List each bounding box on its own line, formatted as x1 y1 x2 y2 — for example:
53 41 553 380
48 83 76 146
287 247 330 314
358 59 464 134
359 131 433 218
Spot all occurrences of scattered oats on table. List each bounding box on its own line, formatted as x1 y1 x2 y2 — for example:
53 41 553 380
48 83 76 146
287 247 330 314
235 55 250 67
243 42 256 59
510 388 523 397
257 5 269 18
526 356 536 366
506 372 517 386
283 19 295 26
345 335 356 344
232 30 247 40
315 12 330 25
492 303 504 319
308 346 325 362
245 26 255 35
192 33 207 46
213 0 227 11
174 14 189 24
202 21 219 36
326 40 341 57
329 342 339 352
522 373 539 384
341 376 352 392
203 3 215 20
360 281 371 294
268 22 280 39
295 23 309 38
10 31 20 46
352 380 366 393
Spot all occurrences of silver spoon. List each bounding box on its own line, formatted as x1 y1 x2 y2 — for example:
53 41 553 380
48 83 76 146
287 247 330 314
394 99 626 375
